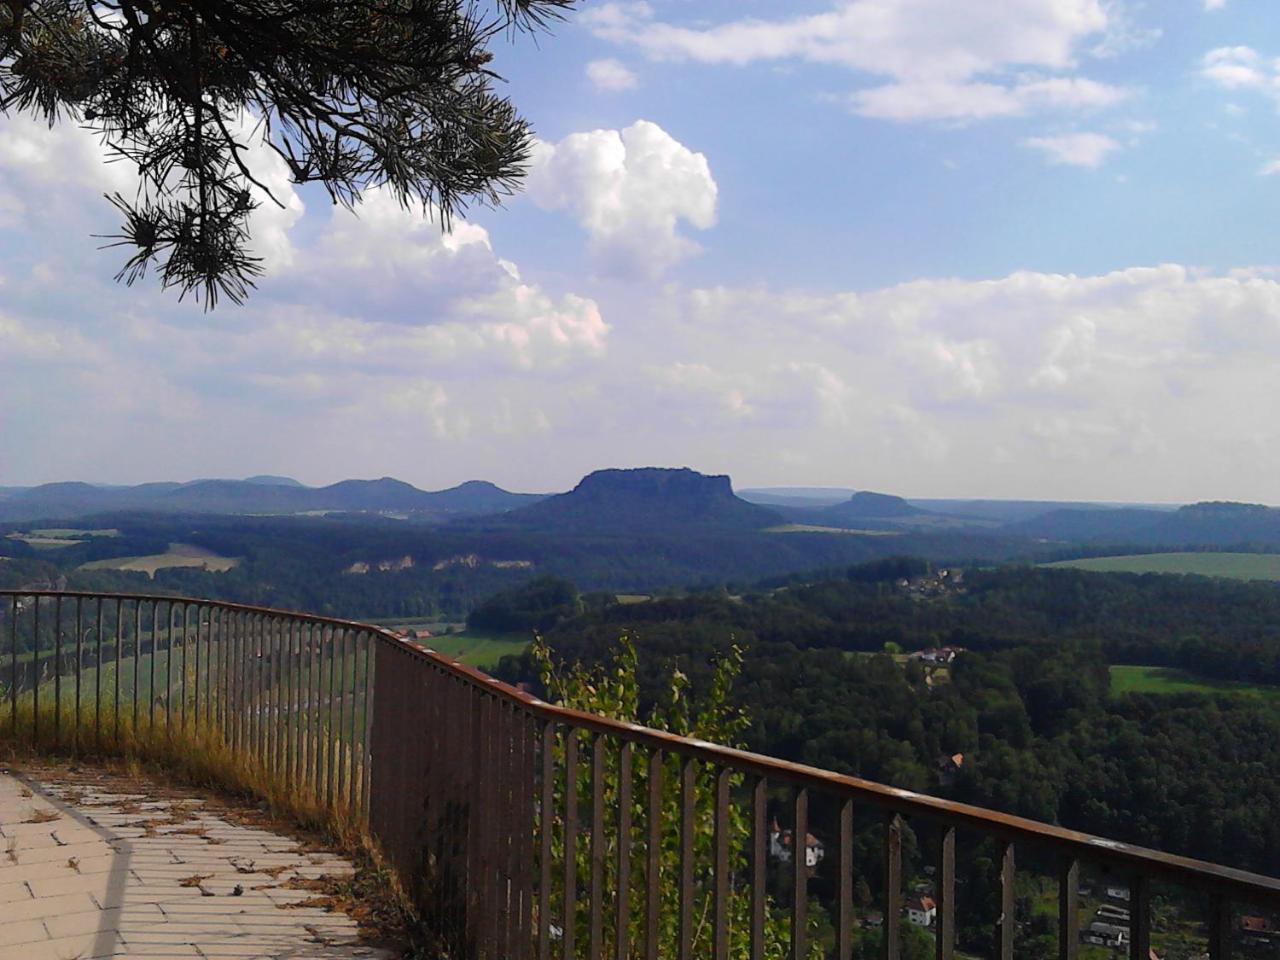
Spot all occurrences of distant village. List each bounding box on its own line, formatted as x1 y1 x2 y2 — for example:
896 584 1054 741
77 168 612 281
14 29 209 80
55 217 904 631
895 567 965 599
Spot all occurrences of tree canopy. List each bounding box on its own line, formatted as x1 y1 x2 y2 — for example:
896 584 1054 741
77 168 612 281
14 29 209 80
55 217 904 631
0 0 574 305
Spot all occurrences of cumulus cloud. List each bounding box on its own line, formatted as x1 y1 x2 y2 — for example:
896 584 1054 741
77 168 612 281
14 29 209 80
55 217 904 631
0 111 611 484
8 101 1280 502
627 265 1280 498
525 120 717 277
583 0 1135 124
585 58 639 91
1200 46 1280 93
1022 132 1121 167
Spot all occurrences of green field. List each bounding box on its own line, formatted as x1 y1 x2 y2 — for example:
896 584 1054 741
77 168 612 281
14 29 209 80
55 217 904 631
766 523 901 537
80 543 239 578
419 633 529 669
1045 552 1280 581
29 528 120 539
1109 665 1280 703
6 528 121 550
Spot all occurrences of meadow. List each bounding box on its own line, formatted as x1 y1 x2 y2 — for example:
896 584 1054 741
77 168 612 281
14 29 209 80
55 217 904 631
80 542 239 577
419 632 529 668
359 618 530 669
765 523 901 536
1044 552 1280 582
1109 665 1280 703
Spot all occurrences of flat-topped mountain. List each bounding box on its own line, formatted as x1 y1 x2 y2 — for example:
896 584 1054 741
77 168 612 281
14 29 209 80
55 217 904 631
494 467 781 533
824 491 924 520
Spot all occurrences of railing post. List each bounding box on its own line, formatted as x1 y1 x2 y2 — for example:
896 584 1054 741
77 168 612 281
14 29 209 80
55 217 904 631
1129 875 1150 960
996 840 1015 960
132 600 140 736
645 747 664 960
1059 858 1079 960
1208 892 1231 960
32 596 40 746
74 596 82 754
838 799 854 960
149 600 157 733
94 598 103 747
751 775 767 960
589 732 606 960
615 739 634 960
562 727 579 960
180 603 189 733
792 787 809 960
937 825 956 960
112 597 122 746
8 595 17 738
713 766 732 960
53 595 62 749
539 721 555 960
679 756 697 960
884 813 902 960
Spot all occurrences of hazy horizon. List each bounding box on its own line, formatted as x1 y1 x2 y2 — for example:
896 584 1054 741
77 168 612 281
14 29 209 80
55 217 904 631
0 468 1204 508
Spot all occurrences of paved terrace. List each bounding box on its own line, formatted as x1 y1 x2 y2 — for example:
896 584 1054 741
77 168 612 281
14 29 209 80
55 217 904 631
0 766 394 960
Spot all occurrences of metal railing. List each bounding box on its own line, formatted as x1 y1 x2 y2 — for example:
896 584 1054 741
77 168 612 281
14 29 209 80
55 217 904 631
2 589 1278 960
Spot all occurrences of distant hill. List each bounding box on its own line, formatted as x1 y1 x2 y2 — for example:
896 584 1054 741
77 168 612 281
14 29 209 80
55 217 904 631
1009 501 1280 548
907 498 1180 524
1146 502 1280 547
738 487 856 508
493 467 781 533
1005 507 1170 542
0 476 545 522
824 491 924 520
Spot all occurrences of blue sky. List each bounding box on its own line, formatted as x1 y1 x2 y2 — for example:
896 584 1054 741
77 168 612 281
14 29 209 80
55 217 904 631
4 0 1280 502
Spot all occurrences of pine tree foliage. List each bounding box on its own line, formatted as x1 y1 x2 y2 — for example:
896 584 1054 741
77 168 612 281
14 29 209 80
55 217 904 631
0 0 574 305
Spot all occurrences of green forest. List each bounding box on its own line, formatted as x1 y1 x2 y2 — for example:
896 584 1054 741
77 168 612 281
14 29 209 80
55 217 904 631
490 562 1280 882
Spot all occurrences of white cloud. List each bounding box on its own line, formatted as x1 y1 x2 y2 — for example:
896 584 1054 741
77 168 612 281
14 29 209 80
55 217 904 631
586 58 639 91
525 120 717 277
0 112 304 273
1200 46 1277 92
584 0 1135 124
9 100 1280 501
853 76 1130 122
0 111 612 485
1204 0 1227 10
624 264 1280 498
1022 132 1121 167
1260 159 1280 176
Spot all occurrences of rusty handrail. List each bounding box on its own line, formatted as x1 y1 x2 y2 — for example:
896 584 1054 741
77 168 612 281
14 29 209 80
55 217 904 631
2 588 1276 960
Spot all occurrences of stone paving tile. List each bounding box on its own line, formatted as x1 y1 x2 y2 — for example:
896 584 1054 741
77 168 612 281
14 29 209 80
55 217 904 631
0 769 394 960
0 919 47 948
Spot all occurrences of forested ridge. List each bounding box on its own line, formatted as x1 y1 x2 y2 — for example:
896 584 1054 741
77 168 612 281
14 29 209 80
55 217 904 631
494 563 1280 877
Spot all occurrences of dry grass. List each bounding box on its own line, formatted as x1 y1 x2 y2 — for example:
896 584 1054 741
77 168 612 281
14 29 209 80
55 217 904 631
24 808 60 823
